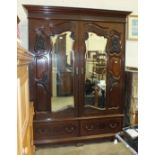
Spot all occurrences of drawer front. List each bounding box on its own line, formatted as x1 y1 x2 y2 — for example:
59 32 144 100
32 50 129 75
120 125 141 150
80 117 122 136
34 120 79 140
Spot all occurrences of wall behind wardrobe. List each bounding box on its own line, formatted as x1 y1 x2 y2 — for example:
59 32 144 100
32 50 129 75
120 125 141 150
17 0 138 67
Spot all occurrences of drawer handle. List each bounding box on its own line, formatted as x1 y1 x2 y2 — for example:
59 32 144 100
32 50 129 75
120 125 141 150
85 124 95 131
65 126 74 133
109 123 117 128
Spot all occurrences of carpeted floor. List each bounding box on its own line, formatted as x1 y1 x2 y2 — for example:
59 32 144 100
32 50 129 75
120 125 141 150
35 142 132 155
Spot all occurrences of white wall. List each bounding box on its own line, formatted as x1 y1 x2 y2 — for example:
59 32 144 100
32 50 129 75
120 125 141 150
17 0 138 67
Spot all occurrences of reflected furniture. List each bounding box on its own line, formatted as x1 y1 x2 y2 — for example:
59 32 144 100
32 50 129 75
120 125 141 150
55 33 73 96
24 5 131 145
94 53 106 80
17 40 35 155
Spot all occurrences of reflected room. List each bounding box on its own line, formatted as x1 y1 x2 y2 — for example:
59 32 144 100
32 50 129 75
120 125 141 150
50 31 74 114
85 32 107 110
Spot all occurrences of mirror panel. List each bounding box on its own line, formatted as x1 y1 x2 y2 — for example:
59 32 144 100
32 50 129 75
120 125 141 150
50 31 74 114
85 32 107 110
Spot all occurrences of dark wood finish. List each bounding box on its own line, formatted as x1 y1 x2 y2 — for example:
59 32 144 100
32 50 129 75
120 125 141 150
34 133 115 145
24 5 131 145
33 52 51 111
80 117 122 136
24 5 130 22
34 120 79 140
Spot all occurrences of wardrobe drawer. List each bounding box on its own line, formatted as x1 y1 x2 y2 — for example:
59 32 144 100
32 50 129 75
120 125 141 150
80 117 122 136
34 120 79 140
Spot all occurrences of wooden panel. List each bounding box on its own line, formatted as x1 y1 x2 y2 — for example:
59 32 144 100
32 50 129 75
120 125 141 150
34 53 51 112
34 121 79 140
109 57 121 78
108 82 121 109
80 117 122 136
36 56 48 79
106 28 124 111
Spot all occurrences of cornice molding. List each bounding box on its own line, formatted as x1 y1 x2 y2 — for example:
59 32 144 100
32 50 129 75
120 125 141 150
23 5 131 22
17 41 34 66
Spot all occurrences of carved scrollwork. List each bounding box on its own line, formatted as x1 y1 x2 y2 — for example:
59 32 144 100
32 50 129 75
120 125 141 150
34 26 52 53
34 28 45 52
111 35 121 53
109 57 121 80
107 30 122 54
35 71 50 95
108 73 119 92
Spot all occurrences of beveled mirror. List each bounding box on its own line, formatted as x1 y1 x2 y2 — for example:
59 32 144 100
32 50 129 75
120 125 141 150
50 31 75 115
84 32 107 110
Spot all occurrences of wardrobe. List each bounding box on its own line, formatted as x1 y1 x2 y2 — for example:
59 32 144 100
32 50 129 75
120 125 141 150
24 5 131 145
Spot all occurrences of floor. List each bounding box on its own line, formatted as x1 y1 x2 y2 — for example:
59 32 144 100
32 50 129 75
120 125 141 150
35 141 132 155
52 96 74 112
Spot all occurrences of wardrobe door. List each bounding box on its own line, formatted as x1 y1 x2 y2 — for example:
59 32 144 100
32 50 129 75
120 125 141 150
78 21 125 116
78 21 108 116
29 19 79 118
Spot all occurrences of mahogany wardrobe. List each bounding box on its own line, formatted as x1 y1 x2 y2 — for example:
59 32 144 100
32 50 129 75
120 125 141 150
24 5 130 145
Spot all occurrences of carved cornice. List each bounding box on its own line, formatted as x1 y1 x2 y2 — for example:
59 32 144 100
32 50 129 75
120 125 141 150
23 5 131 22
17 41 34 66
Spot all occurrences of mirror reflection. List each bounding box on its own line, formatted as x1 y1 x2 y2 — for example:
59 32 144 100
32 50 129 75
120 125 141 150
51 31 74 112
85 32 107 110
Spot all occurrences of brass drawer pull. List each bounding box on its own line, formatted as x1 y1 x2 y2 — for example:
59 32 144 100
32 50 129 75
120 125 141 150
65 126 75 133
109 123 117 128
85 124 95 131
